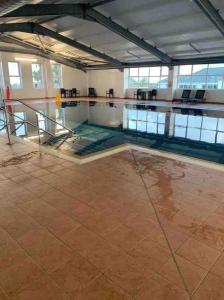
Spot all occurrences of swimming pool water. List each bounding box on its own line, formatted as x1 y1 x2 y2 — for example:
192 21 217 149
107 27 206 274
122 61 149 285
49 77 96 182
1 100 224 164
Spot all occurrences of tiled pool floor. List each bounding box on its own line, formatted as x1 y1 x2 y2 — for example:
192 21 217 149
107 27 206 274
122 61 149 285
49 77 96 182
0 134 224 299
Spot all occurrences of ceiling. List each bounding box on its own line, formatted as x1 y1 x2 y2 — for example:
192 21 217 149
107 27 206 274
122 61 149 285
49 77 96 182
0 0 224 70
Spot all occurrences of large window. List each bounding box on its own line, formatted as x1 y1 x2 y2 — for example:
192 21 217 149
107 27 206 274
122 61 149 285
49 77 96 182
177 64 224 89
32 63 43 89
127 67 169 89
8 62 22 89
51 63 62 88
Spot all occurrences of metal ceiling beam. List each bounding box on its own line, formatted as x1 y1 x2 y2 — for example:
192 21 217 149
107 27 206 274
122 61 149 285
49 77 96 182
2 3 172 63
193 0 224 36
0 34 86 70
3 4 85 18
85 9 172 63
0 22 122 66
88 0 117 8
86 55 224 70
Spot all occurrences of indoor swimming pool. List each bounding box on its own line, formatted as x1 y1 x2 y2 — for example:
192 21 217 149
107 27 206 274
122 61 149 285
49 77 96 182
1 99 224 163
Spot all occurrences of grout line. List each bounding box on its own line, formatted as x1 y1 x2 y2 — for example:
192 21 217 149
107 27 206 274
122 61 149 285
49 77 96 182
130 149 193 300
191 248 224 297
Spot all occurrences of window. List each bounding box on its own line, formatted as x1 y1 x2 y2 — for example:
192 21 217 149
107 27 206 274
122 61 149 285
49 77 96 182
51 63 62 88
173 113 224 144
32 63 43 88
177 64 224 89
127 67 169 89
8 62 22 89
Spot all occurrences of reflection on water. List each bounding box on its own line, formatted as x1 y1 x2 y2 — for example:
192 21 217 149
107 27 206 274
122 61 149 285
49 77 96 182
0 100 224 163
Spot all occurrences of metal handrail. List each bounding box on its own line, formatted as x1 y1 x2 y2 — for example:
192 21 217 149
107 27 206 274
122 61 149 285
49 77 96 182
6 109 55 138
2 98 78 148
14 98 74 135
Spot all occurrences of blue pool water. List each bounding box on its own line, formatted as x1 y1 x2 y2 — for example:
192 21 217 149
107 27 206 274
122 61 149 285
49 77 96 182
1 100 224 163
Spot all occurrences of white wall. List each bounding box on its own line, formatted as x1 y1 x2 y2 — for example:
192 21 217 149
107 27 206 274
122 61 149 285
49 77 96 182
0 52 88 100
1 50 224 104
87 69 124 98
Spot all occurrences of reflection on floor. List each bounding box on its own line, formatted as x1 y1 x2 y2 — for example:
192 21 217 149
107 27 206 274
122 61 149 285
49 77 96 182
0 134 224 299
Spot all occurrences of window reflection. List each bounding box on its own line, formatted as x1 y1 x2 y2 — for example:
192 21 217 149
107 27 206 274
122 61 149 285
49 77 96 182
125 109 166 135
173 113 224 144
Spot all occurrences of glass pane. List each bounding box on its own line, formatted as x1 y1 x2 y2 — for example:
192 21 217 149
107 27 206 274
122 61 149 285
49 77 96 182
192 65 208 75
130 68 138 76
201 130 216 143
129 77 139 88
159 77 168 88
187 128 201 141
158 112 166 124
188 115 202 128
51 63 62 88
128 120 137 130
32 64 43 88
202 117 218 130
179 65 192 75
14 112 25 136
207 64 224 75
149 77 160 88
161 67 169 76
147 111 158 123
9 77 21 89
217 132 224 144
139 67 149 76
128 109 137 120
137 121 147 132
147 122 157 134
177 76 191 89
150 67 160 76
138 110 147 121
138 77 148 88
175 127 186 138
158 124 165 134
206 76 223 89
175 114 188 127
8 62 19 76
218 119 224 131
191 76 207 89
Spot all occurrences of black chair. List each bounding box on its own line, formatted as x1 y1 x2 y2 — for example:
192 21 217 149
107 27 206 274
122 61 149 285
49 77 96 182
71 88 80 98
106 88 114 98
148 89 157 100
134 89 142 100
188 90 206 104
60 88 66 98
88 88 97 97
173 89 191 103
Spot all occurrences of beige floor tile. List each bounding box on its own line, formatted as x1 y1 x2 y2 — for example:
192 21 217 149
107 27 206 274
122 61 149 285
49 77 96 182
177 238 221 270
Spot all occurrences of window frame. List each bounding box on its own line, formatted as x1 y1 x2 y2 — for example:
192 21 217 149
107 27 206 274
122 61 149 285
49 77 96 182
8 61 23 89
127 67 169 89
177 64 224 90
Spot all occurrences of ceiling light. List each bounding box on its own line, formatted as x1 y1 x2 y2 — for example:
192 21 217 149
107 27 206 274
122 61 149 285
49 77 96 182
15 57 37 62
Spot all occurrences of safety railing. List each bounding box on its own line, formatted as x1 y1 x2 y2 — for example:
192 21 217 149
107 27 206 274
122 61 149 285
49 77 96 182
0 98 79 149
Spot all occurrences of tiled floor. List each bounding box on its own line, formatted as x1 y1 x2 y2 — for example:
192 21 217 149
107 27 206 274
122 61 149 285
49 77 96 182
0 134 224 299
